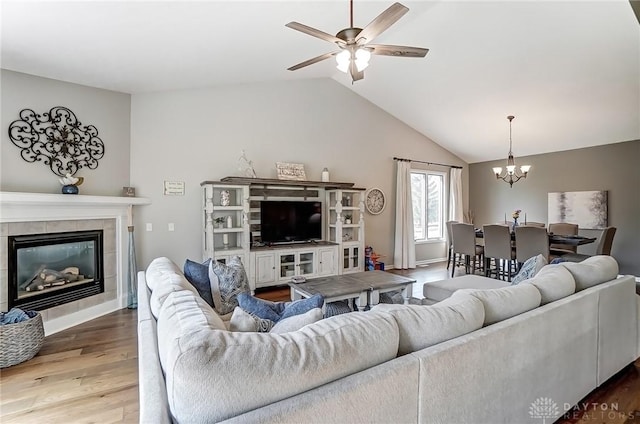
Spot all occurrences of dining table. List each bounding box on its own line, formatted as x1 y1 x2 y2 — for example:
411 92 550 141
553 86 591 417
474 228 597 246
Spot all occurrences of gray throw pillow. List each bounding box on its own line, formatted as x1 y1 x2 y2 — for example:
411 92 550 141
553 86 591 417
208 256 251 315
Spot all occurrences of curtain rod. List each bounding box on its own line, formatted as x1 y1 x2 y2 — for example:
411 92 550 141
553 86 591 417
393 156 463 169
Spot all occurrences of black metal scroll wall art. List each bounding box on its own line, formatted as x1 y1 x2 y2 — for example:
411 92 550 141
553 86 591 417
8 106 105 177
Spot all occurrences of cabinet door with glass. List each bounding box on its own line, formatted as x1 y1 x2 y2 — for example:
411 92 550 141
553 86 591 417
276 250 316 280
296 250 316 277
342 244 361 273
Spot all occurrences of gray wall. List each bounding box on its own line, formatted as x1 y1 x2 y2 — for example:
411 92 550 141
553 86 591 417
1 70 131 195
469 140 640 275
130 78 468 268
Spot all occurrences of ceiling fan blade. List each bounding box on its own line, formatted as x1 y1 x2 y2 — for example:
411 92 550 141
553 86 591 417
368 44 429 58
349 61 365 82
355 2 409 44
286 22 345 45
287 51 339 71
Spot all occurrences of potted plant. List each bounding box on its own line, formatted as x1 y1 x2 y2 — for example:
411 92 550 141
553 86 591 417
214 217 225 229
344 214 352 225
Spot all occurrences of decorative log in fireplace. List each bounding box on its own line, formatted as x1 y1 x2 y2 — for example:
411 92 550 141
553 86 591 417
8 230 104 311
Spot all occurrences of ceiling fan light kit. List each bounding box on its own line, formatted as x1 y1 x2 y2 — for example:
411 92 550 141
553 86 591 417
493 115 531 188
286 1 428 82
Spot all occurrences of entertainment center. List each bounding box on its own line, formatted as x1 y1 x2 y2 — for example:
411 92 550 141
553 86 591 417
201 177 366 291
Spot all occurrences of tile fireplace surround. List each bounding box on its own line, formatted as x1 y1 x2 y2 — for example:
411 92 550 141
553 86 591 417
0 192 150 335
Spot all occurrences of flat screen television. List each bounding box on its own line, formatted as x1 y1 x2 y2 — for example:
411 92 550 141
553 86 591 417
260 201 322 244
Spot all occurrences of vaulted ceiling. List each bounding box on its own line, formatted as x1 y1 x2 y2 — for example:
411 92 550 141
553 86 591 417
2 1 638 163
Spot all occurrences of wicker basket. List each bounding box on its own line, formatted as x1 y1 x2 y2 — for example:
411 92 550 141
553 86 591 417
0 312 44 368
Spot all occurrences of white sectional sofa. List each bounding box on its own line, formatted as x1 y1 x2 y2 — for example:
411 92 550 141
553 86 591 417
137 256 639 423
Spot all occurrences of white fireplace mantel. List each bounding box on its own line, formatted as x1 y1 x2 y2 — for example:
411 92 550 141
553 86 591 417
0 191 150 221
0 191 151 335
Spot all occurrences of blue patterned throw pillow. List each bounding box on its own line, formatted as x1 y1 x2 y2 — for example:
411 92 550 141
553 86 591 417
550 257 567 264
183 259 214 307
208 256 251 315
238 293 324 322
512 254 548 285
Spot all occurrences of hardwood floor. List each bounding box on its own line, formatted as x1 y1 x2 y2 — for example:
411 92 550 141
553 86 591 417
0 309 139 423
1 262 638 423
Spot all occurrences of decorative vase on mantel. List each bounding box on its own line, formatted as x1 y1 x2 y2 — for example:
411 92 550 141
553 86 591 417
58 173 84 195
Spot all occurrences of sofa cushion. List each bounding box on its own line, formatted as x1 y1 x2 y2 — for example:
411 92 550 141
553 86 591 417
159 310 400 423
559 255 619 291
183 258 214 307
208 256 251 315
270 308 324 333
229 307 275 332
423 275 510 302
511 254 547 284
149 272 199 319
145 256 184 292
156 289 227 368
373 293 485 355
455 284 542 325
523 265 576 304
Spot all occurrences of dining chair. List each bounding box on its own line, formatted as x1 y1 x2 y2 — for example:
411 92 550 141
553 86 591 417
445 220 457 270
451 223 484 277
561 227 617 262
523 221 546 227
482 224 516 281
514 226 549 269
548 222 579 254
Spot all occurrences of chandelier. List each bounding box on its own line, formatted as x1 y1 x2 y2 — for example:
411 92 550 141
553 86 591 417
492 115 531 187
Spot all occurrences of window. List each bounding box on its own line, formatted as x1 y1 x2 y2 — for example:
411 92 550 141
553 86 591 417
411 171 446 241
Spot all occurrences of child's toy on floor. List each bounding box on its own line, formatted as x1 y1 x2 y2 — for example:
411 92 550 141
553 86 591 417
365 246 385 271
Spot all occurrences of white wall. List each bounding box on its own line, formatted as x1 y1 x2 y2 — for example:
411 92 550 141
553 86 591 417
1 70 131 195
131 78 468 268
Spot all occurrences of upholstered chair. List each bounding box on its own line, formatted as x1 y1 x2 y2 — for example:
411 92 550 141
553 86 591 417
483 224 516 281
515 226 549 269
523 221 546 227
451 223 484 277
445 220 457 270
548 222 579 254
562 227 617 262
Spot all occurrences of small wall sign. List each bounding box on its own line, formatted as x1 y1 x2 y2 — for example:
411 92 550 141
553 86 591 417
122 186 136 197
276 162 307 181
163 181 185 196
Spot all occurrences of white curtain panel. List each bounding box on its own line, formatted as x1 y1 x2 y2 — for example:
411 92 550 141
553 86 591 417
449 167 464 222
393 160 416 269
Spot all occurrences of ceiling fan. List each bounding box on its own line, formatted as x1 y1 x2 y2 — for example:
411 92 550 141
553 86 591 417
286 0 428 82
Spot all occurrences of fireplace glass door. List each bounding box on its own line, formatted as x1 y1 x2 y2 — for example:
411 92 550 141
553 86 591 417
8 230 104 311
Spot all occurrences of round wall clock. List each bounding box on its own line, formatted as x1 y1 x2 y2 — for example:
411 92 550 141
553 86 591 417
365 188 386 215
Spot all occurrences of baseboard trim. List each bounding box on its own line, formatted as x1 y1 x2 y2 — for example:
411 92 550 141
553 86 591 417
387 257 447 270
43 299 121 336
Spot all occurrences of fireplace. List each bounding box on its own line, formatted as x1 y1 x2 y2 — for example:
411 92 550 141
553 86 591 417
8 230 104 311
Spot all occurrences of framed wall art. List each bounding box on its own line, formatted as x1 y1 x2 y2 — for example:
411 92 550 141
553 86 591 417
548 190 608 229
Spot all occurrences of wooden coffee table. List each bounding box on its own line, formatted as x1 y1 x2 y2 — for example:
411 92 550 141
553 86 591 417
288 271 416 312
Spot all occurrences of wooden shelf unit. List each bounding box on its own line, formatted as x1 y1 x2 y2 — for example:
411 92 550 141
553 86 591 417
202 177 366 290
